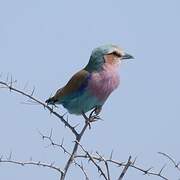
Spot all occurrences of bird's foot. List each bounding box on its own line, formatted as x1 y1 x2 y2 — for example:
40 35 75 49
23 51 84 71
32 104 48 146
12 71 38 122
89 115 101 122
88 113 102 129
82 108 102 129
89 107 102 121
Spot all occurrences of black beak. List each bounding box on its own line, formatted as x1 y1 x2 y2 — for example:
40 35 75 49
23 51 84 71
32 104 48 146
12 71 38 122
122 53 134 60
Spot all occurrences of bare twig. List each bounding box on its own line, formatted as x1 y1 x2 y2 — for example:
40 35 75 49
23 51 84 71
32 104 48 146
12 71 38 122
96 152 111 180
158 152 180 171
76 142 108 180
74 161 89 180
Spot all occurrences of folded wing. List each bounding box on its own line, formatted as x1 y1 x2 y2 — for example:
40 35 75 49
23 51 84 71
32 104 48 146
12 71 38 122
45 69 90 104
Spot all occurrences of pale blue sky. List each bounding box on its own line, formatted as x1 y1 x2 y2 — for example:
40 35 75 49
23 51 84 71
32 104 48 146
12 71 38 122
0 0 180 179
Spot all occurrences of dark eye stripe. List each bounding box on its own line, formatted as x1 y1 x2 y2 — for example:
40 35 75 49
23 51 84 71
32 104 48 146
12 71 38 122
112 51 121 57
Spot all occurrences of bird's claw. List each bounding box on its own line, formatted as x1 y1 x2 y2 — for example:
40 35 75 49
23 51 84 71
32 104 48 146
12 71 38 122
82 109 102 129
89 115 101 122
87 113 102 129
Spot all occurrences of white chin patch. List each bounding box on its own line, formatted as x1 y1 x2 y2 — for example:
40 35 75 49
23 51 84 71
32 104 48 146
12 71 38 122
115 58 121 64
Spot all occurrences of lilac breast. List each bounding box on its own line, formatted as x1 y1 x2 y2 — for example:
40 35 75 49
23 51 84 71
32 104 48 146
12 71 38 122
88 64 120 101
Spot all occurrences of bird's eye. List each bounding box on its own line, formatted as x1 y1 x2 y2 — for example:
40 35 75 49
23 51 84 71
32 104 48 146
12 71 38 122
112 51 122 57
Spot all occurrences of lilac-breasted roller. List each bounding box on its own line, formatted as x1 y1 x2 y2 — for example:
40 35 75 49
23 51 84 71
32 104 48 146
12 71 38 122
46 44 133 115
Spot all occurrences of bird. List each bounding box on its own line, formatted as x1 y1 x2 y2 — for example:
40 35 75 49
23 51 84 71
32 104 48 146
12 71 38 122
46 44 134 115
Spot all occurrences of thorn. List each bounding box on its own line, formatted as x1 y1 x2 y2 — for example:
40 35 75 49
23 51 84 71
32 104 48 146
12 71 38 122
159 164 166 175
8 151 12 161
6 73 9 83
66 115 69 124
30 86 35 96
23 81 29 90
110 150 114 160
132 156 138 165
37 130 44 139
50 161 55 167
50 128 53 138
0 155 3 161
73 123 80 129
62 112 68 117
61 137 64 146
96 151 103 161
81 161 83 167
10 75 13 91
10 74 13 87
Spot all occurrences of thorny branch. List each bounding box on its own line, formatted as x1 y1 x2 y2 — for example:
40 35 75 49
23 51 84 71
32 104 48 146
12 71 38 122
39 130 90 180
0 77 179 180
0 77 94 180
0 155 63 174
38 129 89 179
75 153 170 180
0 79 78 137
38 129 70 154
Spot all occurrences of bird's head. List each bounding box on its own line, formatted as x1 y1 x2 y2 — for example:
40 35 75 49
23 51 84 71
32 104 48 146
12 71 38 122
85 44 134 72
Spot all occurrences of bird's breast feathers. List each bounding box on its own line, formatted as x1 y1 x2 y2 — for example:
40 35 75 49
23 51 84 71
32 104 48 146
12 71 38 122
88 63 120 101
